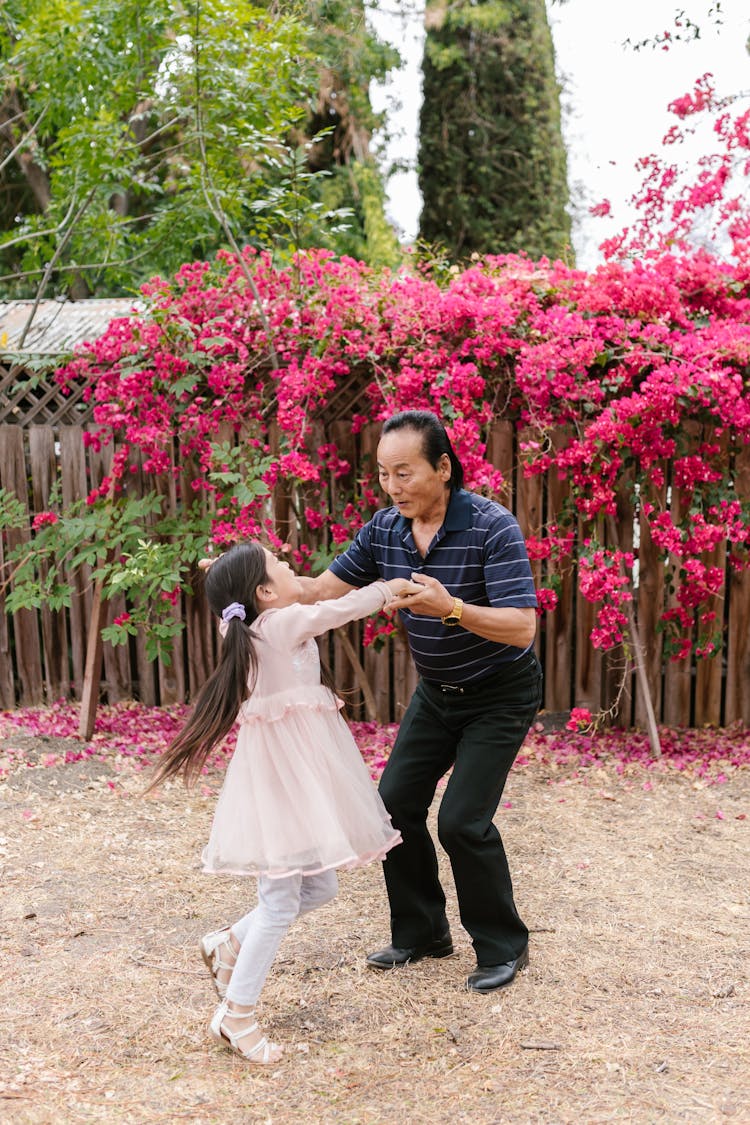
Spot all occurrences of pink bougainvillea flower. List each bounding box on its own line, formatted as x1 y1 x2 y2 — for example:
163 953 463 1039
589 198 612 218
566 707 593 732
32 511 59 529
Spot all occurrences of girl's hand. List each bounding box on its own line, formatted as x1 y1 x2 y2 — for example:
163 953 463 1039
390 572 453 617
384 577 422 607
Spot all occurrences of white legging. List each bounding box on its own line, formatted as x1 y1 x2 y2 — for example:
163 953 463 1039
225 869 338 1006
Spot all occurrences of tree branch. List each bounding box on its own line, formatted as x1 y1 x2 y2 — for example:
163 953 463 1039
0 101 49 176
334 627 378 722
191 0 280 372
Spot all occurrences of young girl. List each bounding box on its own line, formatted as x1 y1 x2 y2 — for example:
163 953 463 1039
149 542 415 1066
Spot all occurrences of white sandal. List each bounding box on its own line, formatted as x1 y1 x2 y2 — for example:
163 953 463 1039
209 999 282 1065
200 927 237 999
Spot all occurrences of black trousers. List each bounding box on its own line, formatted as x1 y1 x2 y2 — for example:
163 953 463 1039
378 652 543 966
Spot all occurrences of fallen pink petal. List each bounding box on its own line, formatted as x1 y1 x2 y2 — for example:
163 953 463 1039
2 704 749 789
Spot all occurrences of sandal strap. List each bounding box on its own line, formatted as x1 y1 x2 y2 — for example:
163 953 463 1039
201 929 238 999
225 1013 259 1032
210 1002 279 1064
243 1034 273 1063
223 1023 275 1063
212 951 237 972
202 926 232 951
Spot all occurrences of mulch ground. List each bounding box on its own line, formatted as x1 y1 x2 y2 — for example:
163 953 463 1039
1 730 748 1124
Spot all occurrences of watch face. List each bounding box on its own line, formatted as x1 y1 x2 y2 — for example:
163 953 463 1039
444 596 463 624
443 597 463 625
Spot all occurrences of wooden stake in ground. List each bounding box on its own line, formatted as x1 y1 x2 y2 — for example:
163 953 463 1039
78 574 106 740
607 514 661 759
78 478 117 740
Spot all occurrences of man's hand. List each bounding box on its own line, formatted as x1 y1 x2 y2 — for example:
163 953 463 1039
389 573 538 647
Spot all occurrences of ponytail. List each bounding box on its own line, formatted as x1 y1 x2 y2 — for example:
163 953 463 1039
147 543 268 790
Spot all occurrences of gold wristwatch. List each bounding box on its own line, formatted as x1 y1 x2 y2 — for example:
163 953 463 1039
441 597 464 626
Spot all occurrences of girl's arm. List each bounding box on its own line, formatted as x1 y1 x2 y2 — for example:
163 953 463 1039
258 581 411 649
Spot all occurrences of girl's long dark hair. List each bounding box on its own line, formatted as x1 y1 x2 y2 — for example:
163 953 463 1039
148 542 269 789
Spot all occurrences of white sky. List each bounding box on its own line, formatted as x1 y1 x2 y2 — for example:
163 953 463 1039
369 0 750 268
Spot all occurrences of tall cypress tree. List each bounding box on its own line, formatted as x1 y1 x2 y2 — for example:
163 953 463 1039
418 0 571 261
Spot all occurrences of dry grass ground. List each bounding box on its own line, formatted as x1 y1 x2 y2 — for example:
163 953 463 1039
1 734 748 1125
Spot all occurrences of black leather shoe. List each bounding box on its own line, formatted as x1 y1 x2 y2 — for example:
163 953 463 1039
366 932 454 970
466 946 529 992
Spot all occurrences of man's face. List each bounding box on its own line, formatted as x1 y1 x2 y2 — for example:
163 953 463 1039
376 428 451 521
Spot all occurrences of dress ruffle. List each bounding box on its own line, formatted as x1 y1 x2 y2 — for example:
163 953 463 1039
238 684 343 725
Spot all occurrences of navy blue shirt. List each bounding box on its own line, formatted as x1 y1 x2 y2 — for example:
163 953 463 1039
329 489 538 684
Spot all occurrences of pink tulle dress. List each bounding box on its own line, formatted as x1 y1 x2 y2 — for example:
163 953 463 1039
201 582 402 879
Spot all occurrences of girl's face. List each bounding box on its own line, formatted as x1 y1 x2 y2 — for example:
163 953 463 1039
261 549 303 607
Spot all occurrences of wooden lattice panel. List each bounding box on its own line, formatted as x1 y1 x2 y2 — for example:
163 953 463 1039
322 366 373 422
1 298 139 429
0 362 95 428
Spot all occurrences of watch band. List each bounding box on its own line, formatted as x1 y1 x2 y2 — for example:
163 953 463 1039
441 597 464 626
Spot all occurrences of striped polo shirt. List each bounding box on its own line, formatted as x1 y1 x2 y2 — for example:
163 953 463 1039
329 489 538 684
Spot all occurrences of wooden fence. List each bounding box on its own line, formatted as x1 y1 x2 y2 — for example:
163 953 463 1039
2 417 750 728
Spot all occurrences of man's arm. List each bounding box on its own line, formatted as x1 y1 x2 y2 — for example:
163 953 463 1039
297 569 355 604
200 556 355 605
455 603 537 648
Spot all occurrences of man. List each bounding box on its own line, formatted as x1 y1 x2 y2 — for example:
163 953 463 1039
304 410 542 991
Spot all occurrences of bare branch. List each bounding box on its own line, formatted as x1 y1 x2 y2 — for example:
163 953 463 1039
0 102 49 175
0 93 52 210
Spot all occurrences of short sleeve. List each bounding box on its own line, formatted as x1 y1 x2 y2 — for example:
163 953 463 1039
329 519 382 587
483 513 538 608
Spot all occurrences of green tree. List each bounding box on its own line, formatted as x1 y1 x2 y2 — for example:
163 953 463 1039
0 0 401 301
418 0 571 261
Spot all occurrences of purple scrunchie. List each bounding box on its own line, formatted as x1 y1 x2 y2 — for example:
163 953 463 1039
221 602 246 624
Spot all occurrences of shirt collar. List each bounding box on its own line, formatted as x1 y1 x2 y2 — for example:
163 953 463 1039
393 488 472 533
444 488 472 530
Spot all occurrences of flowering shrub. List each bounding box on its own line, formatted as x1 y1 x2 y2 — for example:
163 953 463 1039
2 242 749 708
595 73 750 264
